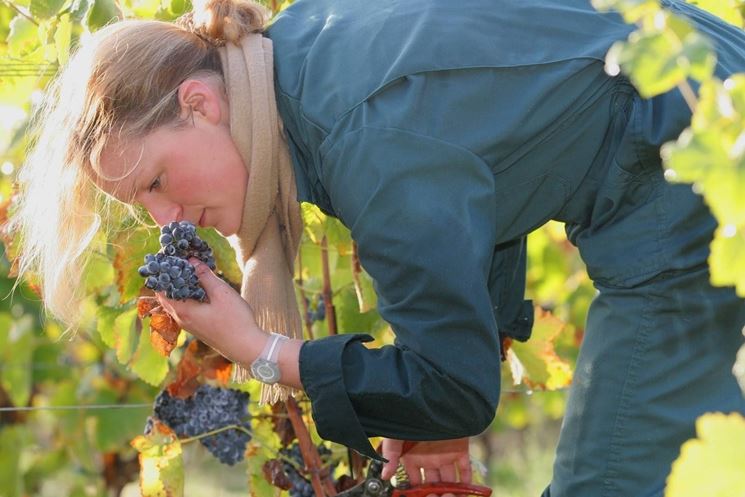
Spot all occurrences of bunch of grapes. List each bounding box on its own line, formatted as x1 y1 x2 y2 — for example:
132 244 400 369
137 221 216 301
147 384 252 465
305 294 326 323
279 443 336 497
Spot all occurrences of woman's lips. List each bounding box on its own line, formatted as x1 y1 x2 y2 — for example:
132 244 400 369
198 210 206 227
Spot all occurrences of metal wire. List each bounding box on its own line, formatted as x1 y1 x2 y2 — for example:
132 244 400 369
0 403 151 412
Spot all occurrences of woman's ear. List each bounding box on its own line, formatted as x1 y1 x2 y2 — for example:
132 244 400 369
177 79 224 125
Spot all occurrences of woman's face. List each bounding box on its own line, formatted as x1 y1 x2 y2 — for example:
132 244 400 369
97 81 248 236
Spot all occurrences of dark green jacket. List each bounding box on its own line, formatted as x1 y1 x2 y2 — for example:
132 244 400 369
265 0 664 458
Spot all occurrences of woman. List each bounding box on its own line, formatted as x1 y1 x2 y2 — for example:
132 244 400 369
9 0 745 495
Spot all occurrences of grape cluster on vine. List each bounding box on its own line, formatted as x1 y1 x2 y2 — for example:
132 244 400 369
137 221 216 301
146 384 251 465
278 442 336 497
305 294 326 323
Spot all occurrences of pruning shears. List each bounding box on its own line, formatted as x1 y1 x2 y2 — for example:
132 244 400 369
336 442 492 497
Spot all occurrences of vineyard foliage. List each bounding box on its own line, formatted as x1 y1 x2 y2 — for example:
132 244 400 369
0 0 742 495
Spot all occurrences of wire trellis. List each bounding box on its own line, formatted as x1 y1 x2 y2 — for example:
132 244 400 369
0 62 58 77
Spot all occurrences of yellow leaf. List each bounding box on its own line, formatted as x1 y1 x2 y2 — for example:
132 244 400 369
510 307 573 390
131 421 184 497
665 412 745 497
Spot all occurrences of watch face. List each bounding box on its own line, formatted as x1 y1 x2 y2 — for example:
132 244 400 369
250 358 281 384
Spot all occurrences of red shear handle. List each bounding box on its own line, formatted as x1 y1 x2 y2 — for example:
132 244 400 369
391 482 492 497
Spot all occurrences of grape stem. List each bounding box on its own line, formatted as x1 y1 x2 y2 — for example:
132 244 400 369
179 423 253 445
286 397 338 496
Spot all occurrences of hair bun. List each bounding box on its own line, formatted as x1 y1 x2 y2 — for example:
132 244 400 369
180 0 268 46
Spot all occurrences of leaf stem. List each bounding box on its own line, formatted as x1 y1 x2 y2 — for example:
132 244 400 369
1 0 38 26
320 236 338 335
678 79 699 113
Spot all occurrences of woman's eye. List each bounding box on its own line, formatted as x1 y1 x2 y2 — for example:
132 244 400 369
148 177 161 192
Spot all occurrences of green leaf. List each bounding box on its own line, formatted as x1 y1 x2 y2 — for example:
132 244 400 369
609 29 686 97
605 11 716 97
665 412 745 497
129 319 169 386
111 226 161 303
0 315 34 407
86 0 121 31
169 0 188 16
591 0 661 23
509 308 572 390
300 202 327 244
334 285 382 334
687 0 744 28
131 423 184 497
97 305 139 364
90 387 150 452
0 426 26 497
682 32 717 82
30 0 66 19
734 337 745 396
6 15 38 58
708 226 745 297
54 13 71 65
196 227 242 286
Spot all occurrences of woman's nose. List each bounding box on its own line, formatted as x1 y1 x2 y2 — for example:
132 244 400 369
142 199 180 226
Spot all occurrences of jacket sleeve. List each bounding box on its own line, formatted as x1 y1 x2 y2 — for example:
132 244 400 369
299 126 515 458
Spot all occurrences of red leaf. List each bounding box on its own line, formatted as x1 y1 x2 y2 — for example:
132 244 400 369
262 459 293 490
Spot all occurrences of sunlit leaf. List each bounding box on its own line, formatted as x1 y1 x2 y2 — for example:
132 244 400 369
130 321 169 386
7 15 38 58
605 11 715 97
708 226 745 296
53 13 71 65
0 426 26 497
591 0 661 23
148 316 180 357
665 412 745 497
509 307 572 390
97 306 139 364
131 420 184 497
686 0 744 28
87 0 122 31
30 0 65 19
195 227 241 287
300 202 326 244
112 227 161 304
0 315 34 406
734 335 745 395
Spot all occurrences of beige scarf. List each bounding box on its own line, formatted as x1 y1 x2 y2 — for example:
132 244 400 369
218 34 303 405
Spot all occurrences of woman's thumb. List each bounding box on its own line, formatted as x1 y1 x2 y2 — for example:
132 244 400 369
380 438 404 480
189 258 218 290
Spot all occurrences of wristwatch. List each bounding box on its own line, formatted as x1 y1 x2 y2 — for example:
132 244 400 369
250 332 288 384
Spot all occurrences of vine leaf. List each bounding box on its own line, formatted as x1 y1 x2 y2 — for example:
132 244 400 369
112 227 161 304
665 412 745 497
30 0 66 20
271 402 296 447
166 340 232 398
130 322 170 387
131 420 184 497
0 315 34 407
149 313 181 357
262 459 293 490
138 297 181 357
509 307 573 390
734 332 745 396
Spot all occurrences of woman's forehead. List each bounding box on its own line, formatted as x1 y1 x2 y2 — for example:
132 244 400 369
94 137 146 202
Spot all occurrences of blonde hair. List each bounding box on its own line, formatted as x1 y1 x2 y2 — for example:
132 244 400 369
7 0 266 331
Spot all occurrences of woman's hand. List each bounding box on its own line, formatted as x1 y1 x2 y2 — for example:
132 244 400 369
154 258 262 361
381 437 472 495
